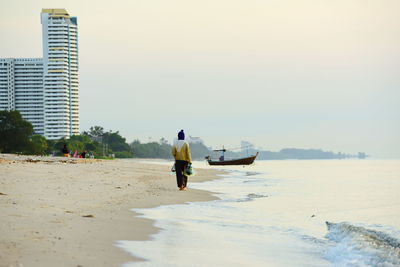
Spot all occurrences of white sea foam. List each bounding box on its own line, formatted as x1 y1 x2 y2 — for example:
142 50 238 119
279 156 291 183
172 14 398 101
325 222 400 266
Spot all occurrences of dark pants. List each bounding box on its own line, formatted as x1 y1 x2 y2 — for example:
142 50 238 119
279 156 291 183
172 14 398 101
175 160 188 188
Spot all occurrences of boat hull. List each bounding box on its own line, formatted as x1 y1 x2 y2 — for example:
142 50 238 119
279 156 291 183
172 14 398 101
207 153 258 166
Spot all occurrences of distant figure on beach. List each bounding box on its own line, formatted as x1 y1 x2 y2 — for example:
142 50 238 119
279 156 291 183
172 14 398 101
80 151 87 158
62 144 69 157
172 130 192 190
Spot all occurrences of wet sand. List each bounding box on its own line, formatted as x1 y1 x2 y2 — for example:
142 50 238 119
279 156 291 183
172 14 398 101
0 154 222 267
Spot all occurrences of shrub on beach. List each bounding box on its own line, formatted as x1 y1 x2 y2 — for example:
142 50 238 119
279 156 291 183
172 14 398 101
0 110 33 154
113 151 133 158
130 139 173 159
29 135 48 155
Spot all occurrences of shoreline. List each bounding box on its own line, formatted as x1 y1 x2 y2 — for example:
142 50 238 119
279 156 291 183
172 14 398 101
0 154 224 267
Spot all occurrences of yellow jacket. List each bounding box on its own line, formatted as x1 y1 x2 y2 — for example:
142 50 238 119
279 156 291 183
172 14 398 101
172 140 192 163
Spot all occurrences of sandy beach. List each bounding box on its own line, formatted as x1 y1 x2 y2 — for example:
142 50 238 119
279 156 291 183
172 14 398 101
0 154 221 267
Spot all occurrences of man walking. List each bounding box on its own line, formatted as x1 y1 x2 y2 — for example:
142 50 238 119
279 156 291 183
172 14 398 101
172 130 192 190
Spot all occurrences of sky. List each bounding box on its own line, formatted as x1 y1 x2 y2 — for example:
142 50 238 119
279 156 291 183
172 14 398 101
1 0 399 158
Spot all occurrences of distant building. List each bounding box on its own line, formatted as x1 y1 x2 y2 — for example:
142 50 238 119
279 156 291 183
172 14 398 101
241 140 254 151
0 8 79 140
0 58 44 134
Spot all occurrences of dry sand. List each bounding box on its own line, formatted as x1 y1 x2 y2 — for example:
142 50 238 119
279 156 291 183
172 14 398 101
0 154 222 267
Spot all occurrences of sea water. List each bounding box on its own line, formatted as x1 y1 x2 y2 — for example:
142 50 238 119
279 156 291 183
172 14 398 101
117 160 400 266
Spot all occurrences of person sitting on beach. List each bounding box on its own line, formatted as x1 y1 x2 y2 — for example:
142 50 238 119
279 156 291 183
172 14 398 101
62 144 69 157
172 130 192 191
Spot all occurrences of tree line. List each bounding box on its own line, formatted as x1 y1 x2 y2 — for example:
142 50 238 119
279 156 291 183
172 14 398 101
0 110 211 159
1 110 367 159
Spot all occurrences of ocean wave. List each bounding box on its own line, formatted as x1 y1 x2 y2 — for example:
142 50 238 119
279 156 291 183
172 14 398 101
236 193 268 202
325 221 400 267
245 171 260 176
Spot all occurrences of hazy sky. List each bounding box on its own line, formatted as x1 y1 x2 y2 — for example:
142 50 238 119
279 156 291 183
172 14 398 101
1 0 399 158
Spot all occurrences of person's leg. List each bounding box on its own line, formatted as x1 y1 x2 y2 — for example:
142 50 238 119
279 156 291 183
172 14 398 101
182 162 188 188
175 161 184 188
183 174 188 188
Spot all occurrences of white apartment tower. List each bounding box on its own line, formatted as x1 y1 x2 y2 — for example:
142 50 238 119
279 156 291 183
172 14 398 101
0 8 79 140
41 9 79 139
0 58 44 134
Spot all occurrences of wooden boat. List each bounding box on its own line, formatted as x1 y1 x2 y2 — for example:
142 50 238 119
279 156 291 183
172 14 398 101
206 152 258 166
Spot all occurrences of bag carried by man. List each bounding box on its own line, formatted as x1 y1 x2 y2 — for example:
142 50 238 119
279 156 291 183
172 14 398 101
184 163 194 176
171 163 194 176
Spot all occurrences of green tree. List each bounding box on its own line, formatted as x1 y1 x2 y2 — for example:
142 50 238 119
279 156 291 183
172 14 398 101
105 132 130 151
30 134 48 155
86 126 104 139
130 139 172 159
53 138 69 156
104 131 132 157
67 140 85 154
45 139 56 154
61 135 100 156
0 110 33 153
72 135 100 155
84 142 97 151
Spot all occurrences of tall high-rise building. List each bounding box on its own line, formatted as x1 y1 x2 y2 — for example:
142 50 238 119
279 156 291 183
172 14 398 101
41 9 79 139
0 8 79 140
